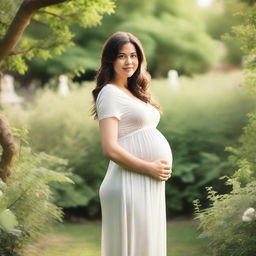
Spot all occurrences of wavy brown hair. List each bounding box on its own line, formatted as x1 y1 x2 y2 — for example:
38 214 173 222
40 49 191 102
91 31 161 120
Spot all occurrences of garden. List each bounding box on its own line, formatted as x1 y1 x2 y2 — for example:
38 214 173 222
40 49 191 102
0 0 255 255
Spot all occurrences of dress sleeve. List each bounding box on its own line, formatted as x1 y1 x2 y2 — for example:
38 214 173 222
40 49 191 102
96 87 122 121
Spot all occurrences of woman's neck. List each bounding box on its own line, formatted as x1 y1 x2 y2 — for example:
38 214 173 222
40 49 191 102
110 77 128 89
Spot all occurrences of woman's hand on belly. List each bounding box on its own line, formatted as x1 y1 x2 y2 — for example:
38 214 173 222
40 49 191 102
146 160 172 181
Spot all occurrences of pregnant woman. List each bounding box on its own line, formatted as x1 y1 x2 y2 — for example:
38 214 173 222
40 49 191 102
91 31 173 256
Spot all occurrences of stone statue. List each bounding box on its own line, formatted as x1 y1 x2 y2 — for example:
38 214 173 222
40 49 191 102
58 74 70 96
168 70 179 89
0 74 24 104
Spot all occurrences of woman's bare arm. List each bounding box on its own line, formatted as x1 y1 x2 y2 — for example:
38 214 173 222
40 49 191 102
99 117 172 181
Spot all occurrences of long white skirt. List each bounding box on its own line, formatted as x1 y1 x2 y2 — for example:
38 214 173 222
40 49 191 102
99 127 173 256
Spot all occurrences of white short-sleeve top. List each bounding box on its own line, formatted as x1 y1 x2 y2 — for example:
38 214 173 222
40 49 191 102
96 84 160 139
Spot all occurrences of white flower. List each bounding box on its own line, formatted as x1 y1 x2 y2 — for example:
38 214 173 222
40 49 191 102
242 207 256 222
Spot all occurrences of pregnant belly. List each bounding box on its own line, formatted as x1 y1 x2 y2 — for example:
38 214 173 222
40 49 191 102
118 127 173 166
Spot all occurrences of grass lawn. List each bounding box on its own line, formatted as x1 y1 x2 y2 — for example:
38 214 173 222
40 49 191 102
24 219 209 256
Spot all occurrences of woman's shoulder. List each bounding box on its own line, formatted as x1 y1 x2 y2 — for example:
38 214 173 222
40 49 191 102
98 84 118 95
96 84 122 104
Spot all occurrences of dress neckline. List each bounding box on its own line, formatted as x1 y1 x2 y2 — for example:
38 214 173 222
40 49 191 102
106 84 149 107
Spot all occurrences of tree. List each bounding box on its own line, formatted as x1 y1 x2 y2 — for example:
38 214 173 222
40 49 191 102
201 0 248 65
25 0 219 81
0 0 114 73
0 0 114 182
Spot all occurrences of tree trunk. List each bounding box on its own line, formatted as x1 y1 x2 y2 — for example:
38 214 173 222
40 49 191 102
0 114 17 183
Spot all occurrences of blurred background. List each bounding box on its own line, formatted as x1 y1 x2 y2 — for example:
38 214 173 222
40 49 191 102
0 0 255 255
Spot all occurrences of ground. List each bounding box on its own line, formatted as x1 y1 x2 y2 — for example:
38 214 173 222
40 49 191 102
24 219 209 256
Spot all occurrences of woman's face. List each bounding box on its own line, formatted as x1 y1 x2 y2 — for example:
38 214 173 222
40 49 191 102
113 43 139 80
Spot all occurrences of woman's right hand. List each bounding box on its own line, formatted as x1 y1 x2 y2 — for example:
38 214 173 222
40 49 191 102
147 160 172 181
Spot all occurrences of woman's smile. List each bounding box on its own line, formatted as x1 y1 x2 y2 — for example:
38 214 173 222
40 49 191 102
123 67 134 71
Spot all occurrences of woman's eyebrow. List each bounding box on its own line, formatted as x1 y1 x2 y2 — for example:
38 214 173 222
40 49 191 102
118 52 137 54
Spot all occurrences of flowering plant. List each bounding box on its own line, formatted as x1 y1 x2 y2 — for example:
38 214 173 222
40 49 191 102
242 207 256 222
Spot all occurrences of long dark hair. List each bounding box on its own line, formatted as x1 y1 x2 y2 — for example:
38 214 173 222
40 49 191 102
91 31 160 119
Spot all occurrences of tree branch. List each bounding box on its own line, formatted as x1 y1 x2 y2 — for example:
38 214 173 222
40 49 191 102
0 0 69 63
31 18 48 26
9 42 62 56
38 10 65 20
24 0 70 10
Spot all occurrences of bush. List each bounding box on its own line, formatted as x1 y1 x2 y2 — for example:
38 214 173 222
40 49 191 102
3 72 256 217
154 71 256 214
0 128 73 256
194 3 256 255
193 179 256 256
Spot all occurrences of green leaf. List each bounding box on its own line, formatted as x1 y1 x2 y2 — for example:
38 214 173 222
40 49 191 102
0 209 18 231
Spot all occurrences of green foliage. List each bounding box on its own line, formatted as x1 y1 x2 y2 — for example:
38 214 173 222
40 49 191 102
194 2 256 255
241 0 256 5
228 4 256 93
0 128 74 256
27 0 219 80
4 85 99 211
0 0 115 74
155 72 256 213
3 72 255 216
202 0 247 65
226 113 256 186
193 180 256 256
0 209 18 231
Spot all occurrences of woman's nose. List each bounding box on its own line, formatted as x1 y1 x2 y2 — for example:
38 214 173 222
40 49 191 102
126 56 132 64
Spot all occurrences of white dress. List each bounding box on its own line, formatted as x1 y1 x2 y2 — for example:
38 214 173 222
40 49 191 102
96 84 173 256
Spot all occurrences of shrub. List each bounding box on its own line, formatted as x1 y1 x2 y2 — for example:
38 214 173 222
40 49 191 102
154 72 256 214
0 128 73 256
193 179 256 256
194 3 256 255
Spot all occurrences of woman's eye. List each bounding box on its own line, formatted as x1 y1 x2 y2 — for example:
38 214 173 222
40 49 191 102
131 54 137 58
118 55 125 59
